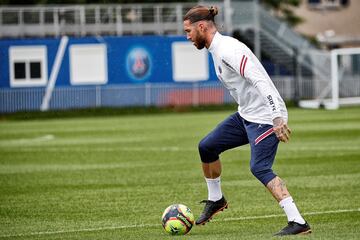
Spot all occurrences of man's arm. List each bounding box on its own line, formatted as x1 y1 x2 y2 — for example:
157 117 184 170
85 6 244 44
232 52 292 142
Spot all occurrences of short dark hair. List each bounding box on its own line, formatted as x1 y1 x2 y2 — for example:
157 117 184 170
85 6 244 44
183 5 219 24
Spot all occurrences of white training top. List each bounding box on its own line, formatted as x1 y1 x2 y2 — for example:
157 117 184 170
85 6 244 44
208 32 288 125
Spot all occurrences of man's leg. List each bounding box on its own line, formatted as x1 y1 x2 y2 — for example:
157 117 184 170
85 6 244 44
266 176 305 224
244 121 311 235
202 160 223 202
202 159 221 179
196 113 248 225
266 176 289 201
266 176 311 235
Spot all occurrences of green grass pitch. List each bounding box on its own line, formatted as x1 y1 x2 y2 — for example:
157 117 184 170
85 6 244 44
0 107 359 239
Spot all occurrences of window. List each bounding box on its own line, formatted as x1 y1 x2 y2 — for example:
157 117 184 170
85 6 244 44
9 46 47 87
30 62 41 79
308 0 349 9
69 44 108 85
14 62 26 79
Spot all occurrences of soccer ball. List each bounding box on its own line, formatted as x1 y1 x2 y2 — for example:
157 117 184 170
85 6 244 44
161 204 194 235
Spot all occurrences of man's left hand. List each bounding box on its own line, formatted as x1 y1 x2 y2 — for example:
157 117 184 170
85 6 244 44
273 117 291 143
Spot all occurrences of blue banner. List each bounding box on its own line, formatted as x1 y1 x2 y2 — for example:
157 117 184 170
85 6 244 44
0 36 218 88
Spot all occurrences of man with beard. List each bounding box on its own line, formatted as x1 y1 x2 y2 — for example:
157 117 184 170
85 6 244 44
183 5 311 236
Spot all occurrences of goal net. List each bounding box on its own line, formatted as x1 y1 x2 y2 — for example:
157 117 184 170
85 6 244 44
298 48 360 110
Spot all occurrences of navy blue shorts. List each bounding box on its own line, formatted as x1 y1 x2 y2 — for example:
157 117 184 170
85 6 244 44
198 112 279 185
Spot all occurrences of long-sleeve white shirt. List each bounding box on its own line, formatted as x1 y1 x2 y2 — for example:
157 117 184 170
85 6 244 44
208 32 288 125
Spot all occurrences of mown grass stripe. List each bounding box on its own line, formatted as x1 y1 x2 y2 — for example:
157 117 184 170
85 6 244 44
1 208 358 238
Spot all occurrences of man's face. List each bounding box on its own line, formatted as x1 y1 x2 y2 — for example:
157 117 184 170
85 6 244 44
183 20 206 50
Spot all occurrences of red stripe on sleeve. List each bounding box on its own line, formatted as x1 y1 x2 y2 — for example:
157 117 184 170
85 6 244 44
239 55 245 76
241 57 248 77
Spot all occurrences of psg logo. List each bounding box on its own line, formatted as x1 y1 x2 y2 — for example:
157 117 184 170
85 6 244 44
126 47 152 81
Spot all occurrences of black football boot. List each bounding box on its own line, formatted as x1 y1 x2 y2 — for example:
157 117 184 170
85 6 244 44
274 221 312 236
195 196 228 225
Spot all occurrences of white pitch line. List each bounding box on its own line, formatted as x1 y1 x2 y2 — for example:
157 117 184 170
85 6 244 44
0 134 55 147
219 208 360 222
0 224 159 238
1 208 359 238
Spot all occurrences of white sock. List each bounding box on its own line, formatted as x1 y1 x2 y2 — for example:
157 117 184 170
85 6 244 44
279 196 306 224
205 177 222 202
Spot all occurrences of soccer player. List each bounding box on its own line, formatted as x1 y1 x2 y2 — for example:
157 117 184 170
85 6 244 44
183 5 311 236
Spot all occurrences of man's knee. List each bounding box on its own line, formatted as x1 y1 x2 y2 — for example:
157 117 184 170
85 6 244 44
198 137 219 163
250 163 276 185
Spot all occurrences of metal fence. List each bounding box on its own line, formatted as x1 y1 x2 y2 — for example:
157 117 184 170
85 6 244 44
0 79 295 113
0 2 228 38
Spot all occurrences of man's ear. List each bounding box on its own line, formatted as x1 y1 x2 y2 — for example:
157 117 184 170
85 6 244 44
198 22 205 32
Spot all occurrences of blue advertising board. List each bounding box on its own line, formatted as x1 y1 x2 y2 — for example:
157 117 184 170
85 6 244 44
0 36 218 88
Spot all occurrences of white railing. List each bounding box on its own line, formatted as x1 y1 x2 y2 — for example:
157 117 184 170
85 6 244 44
0 79 296 113
0 2 228 38
258 6 311 50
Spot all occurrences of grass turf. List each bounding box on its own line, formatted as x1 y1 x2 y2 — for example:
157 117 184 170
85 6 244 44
0 107 359 239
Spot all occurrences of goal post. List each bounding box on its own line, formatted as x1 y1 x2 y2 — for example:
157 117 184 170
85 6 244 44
330 47 360 109
299 47 360 110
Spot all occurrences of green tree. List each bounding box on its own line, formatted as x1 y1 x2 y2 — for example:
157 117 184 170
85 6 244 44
260 0 303 26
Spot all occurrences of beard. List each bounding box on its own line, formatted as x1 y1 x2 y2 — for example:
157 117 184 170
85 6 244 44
193 31 206 49
194 39 206 49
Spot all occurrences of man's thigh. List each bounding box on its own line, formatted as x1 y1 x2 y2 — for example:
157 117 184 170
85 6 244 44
201 112 249 152
243 120 279 172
